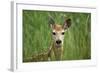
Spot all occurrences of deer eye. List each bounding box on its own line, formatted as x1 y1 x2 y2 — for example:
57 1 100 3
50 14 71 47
52 32 56 35
62 32 65 35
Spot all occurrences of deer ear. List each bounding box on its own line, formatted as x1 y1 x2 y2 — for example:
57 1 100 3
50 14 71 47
48 16 55 29
63 19 71 30
49 24 54 29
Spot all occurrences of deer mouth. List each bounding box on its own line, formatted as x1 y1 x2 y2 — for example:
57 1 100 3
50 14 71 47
56 44 62 48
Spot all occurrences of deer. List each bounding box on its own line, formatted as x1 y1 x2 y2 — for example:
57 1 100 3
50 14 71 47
48 17 71 61
24 17 71 62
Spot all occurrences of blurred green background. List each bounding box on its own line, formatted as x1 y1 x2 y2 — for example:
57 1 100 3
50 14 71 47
23 10 91 62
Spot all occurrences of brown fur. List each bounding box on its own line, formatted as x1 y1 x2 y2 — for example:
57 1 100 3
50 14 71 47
53 24 63 31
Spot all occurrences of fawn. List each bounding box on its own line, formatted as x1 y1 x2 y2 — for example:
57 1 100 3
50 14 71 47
48 17 71 61
27 17 71 62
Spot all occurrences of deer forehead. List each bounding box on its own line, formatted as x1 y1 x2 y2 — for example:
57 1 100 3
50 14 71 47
53 24 64 32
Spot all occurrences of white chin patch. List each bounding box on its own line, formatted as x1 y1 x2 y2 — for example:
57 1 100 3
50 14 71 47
56 44 62 48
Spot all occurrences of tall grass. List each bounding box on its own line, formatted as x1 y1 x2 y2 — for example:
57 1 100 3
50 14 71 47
23 10 91 62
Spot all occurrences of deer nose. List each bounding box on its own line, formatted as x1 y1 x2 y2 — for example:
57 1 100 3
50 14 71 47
56 40 62 44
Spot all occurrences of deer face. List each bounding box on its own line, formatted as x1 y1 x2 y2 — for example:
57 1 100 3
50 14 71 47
52 24 65 48
49 19 71 48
